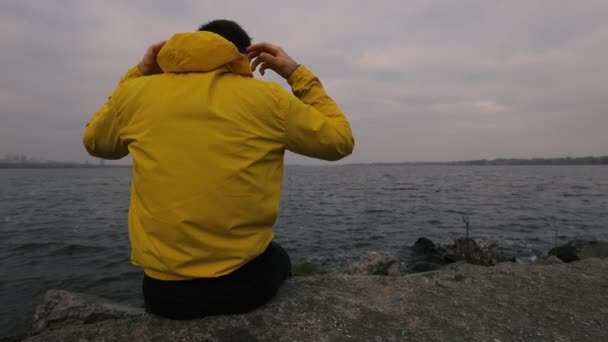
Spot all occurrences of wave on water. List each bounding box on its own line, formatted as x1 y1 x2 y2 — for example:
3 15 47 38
49 244 108 256
7 242 108 256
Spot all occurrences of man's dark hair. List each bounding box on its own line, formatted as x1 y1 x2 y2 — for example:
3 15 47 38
198 20 251 54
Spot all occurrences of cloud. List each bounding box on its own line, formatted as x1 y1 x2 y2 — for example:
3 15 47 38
471 101 510 114
1 0 607 163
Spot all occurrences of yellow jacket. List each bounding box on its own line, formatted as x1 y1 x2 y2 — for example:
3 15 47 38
83 32 354 280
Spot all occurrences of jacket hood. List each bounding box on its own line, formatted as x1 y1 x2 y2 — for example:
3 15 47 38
157 32 253 77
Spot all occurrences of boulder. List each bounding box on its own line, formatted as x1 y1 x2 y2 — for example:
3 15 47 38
406 237 514 273
409 261 443 273
407 238 459 273
549 240 588 262
412 237 436 254
30 288 145 336
535 255 564 265
579 241 608 259
453 238 515 266
549 240 608 262
453 238 483 261
342 251 400 276
23 259 608 341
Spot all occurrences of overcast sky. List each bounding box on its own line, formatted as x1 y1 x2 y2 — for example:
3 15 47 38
1 0 607 164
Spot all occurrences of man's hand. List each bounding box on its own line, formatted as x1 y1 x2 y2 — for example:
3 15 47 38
138 40 167 76
247 43 299 79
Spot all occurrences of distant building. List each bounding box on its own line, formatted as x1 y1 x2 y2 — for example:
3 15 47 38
2 154 28 163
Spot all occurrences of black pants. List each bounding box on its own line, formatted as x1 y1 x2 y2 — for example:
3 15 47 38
142 242 291 319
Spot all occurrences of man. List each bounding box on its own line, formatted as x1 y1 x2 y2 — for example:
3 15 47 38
83 19 354 319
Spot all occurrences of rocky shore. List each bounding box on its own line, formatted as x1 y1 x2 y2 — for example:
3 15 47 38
403 237 608 274
18 239 608 341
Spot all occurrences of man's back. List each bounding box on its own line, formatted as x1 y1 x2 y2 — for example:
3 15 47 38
83 31 354 281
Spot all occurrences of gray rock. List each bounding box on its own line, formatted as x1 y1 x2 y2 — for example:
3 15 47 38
535 255 565 265
24 258 608 342
407 238 455 273
407 237 514 274
410 261 443 273
439 260 468 271
30 289 146 335
549 239 608 262
412 237 436 254
342 251 400 276
579 241 608 259
549 239 588 262
453 238 515 266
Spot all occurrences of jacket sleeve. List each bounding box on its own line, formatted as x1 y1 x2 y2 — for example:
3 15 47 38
82 66 142 160
282 65 354 161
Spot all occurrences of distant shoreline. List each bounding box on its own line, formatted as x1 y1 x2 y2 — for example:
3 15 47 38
0 156 606 169
354 156 608 166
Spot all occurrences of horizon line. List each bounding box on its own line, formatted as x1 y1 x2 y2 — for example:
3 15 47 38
1 155 607 168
